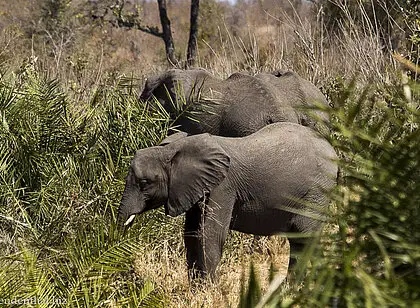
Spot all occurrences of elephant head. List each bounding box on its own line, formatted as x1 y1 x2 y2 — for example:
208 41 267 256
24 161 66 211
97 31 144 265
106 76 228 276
140 69 217 115
118 133 230 225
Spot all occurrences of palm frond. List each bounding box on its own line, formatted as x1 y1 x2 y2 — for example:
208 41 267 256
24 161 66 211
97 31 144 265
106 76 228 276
0 69 168 306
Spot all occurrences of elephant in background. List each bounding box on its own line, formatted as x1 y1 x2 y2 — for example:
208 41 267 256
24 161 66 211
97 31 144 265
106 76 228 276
119 122 337 280
140 69 329 137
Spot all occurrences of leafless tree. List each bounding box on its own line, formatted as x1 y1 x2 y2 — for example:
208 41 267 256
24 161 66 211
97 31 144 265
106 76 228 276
91 0 200 66
157 0 177 64
187 0 200 67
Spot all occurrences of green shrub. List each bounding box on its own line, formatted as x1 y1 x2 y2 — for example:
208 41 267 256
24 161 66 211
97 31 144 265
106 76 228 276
0 62 169 306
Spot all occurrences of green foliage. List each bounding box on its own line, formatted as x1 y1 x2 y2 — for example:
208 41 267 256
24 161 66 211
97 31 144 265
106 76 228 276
253 80 420 307
239 262 261 308
0 61 169 306
398 1 419 68
0 225 164 307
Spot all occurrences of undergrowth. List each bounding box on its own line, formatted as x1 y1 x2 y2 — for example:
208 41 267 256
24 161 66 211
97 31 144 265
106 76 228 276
0 62 170 307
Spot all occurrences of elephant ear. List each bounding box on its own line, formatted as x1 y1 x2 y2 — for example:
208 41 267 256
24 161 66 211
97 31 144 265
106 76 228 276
166 134 230 217
159 132 188 146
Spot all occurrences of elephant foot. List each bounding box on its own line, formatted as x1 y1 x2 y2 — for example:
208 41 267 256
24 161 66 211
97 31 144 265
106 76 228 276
187 267 217 290
188 267 206 280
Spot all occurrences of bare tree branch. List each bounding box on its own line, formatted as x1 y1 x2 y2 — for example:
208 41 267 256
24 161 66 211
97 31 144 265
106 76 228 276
91 0 186 65
113 18 163 38
91 5 163 38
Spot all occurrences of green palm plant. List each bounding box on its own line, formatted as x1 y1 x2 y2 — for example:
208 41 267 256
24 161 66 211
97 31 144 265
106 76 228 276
0 225 164 307
0 62 170 306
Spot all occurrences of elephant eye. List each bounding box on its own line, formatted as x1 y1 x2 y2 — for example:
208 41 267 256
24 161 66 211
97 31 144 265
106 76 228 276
137 178 150 189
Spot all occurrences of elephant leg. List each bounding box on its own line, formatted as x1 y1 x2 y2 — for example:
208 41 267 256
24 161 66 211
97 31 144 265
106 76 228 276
184 186 234 281
288 196 326 271
184 206 205 280
288 239 307 270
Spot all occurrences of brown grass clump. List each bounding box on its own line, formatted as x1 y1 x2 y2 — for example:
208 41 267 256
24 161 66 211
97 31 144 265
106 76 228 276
133 233 289 307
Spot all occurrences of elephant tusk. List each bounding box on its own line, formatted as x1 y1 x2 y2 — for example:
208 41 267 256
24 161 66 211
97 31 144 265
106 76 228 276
124 215 136 226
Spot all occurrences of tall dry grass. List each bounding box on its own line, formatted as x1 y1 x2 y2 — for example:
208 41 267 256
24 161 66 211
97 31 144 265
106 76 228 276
0 0 404 87
131 230 289 307
197 0 400 87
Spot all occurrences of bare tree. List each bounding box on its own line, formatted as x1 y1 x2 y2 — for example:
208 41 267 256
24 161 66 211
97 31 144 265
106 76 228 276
187 0 200 67
91 0 200 66
157 0 177 65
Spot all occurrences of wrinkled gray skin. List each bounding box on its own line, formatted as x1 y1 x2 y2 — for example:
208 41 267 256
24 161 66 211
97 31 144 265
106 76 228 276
140 69 329 137
119 123 337 280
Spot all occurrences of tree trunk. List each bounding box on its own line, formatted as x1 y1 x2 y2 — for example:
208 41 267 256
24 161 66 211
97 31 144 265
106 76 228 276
187 0 200 67
157 0 177 65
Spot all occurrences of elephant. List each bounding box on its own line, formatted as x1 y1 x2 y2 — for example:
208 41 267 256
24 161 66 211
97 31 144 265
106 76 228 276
118 122 338 280
140 69 329 137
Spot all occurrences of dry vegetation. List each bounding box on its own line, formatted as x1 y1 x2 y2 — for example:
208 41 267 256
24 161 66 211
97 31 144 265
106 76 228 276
133 231 289 307
0 0 409 83
0 0 418 307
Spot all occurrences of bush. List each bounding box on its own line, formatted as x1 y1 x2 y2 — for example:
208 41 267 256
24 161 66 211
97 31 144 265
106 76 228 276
0 61 170 306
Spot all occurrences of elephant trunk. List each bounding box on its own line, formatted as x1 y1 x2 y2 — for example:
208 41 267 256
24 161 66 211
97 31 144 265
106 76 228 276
118 188 144 226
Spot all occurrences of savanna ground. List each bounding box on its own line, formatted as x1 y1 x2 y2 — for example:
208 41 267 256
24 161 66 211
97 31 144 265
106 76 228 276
0 0 419 307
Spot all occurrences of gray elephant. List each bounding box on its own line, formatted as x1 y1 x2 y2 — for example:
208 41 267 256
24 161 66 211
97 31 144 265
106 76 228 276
140 69 329 137
119 122 337 280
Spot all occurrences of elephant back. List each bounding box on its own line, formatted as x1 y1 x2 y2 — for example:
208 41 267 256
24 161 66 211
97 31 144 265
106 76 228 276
218 73 298 136
139 69 330 137
255 71 329 131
